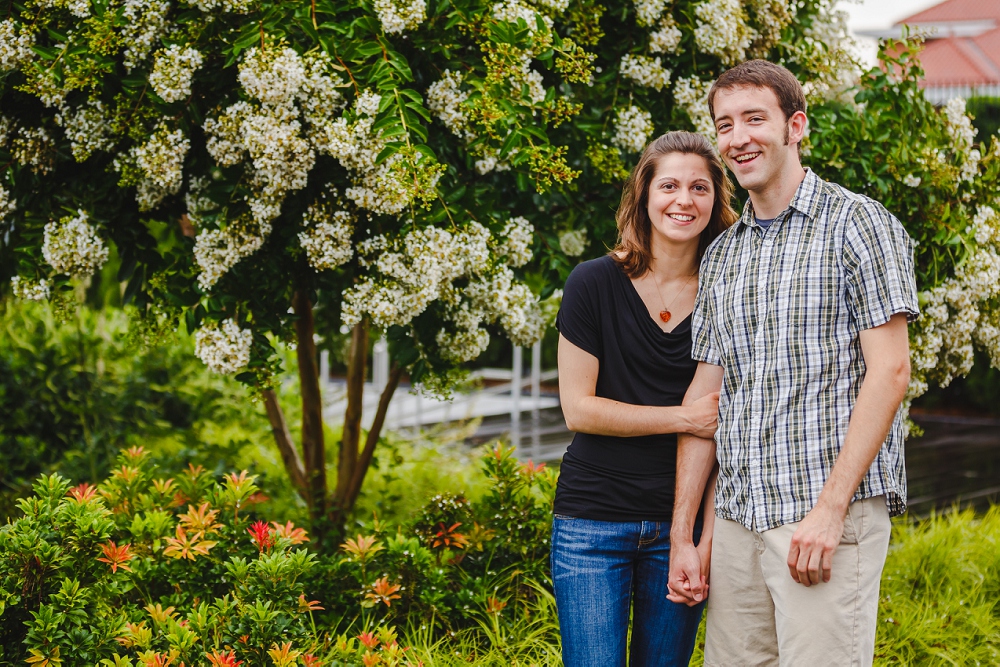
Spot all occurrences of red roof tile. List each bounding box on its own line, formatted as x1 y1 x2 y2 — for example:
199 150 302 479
902 0 1000 23
893 0 1000 86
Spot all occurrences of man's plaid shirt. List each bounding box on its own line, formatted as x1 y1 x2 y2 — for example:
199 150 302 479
692 169 919 531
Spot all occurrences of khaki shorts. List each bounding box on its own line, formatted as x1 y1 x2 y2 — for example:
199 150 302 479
704 496 891 667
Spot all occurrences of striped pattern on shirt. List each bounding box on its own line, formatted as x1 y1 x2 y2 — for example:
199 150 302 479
692 169 920 531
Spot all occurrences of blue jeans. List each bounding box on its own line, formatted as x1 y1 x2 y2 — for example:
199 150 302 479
551 515 704 667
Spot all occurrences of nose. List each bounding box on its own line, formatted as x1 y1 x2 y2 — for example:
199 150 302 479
675 187 693 207
731 121 749 149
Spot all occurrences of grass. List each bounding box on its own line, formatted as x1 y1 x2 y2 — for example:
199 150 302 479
405 507 1000 666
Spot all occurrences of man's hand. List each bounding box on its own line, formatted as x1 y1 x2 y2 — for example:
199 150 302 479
667 541 707 605
685 391 720 439
786 502 846 586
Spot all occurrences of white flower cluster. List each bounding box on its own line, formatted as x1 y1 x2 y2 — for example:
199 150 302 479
184 0 252 11
0 183 16 219
944 98 977 152
197 46 346 289
559 229 588 256
238 46 306 107
475 150 512 175
149 45 204 103
42 209 109 278
619 54 671 90
193 215 270 291
909 205 1000 399
194 318 253 374
903 174 921 188
673 76 715 137
745 0 794 51
298 200 354 271
612 105 653 154
492 0 552 32
373 0 427 34
298 51 346 131
428 70 473 140
944 98 980 183
633 0 667 27
0 19 34 71
649 15 682 54
125 125 190 210
12 126 55 173
11 276 50 301
206 47 318 222
793 0 855 103
694 0 752 66
323 90 441 215
185 175 217 219
121 0 171 70
342 219 542 363
498 216 534 267
535 0 569 13
31 0 89 16
55 100 115 162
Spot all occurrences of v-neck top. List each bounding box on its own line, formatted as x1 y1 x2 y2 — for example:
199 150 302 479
555 254 697 521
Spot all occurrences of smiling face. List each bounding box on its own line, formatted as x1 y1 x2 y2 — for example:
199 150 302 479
645 151 715 251
712 85 806 195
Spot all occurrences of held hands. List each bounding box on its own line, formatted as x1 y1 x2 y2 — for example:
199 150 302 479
786 502 847 586
667 541 709 606
685 391 720 439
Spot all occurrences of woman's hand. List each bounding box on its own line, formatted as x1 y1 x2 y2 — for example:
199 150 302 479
684 391 720 438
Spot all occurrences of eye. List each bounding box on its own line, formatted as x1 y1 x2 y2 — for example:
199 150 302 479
716 122 731 132
693 184 709 192
660 182 677 190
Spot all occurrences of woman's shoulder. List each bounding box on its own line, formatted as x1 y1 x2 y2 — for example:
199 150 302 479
567 254 620 286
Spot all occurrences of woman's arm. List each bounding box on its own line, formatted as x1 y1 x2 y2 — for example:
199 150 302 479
558 333 719 438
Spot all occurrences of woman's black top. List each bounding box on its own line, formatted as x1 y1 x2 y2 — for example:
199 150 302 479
554 254 697 522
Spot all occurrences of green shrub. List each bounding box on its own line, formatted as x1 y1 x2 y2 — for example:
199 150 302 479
968 96 1000 140
0 444 556 665
0 300 308 523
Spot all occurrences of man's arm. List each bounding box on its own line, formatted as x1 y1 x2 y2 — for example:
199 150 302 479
787 313 910 586
668 361 724 604
558 334 719 438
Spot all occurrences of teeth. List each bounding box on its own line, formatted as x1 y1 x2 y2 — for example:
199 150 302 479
668 214 694 221
735 152 760 163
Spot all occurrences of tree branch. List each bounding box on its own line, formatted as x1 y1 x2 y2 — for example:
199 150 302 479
344 362 404 513
294 289 327 519
261 388 309 502
336 320 369 507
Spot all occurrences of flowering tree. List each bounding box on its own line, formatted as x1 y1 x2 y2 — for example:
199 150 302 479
5 0 990 533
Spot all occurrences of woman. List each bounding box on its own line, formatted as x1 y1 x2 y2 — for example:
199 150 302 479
551 131 739 667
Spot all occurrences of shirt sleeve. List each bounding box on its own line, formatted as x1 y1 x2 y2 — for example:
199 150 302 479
842 202 920 331
556 260 602 358
691 254 721 365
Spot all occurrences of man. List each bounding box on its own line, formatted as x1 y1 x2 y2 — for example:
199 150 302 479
666 60 918 665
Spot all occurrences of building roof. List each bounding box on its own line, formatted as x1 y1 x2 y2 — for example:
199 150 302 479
894 0 1000 89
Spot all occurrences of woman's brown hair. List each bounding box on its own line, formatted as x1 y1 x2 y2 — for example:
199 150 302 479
612 131 739 278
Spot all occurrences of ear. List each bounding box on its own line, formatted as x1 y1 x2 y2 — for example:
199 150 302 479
787 110 808 146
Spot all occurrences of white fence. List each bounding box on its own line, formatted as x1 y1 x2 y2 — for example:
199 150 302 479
320 340 571 460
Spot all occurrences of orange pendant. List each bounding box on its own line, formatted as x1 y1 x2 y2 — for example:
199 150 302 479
659 310 672 323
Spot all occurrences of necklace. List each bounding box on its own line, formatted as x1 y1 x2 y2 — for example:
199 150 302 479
649 271 696 323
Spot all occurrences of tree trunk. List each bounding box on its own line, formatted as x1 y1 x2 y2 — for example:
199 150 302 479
335 321 369 510
344 362 404 506
293 290 327 522
262 388 309 503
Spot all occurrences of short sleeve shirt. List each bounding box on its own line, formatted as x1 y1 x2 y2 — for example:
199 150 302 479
692 169 919 531
555 255 697 521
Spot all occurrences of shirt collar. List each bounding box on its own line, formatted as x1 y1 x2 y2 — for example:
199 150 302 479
738 168 823 229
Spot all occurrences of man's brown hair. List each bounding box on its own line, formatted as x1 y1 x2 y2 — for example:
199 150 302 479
612 131 738 279
708 59 806 123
